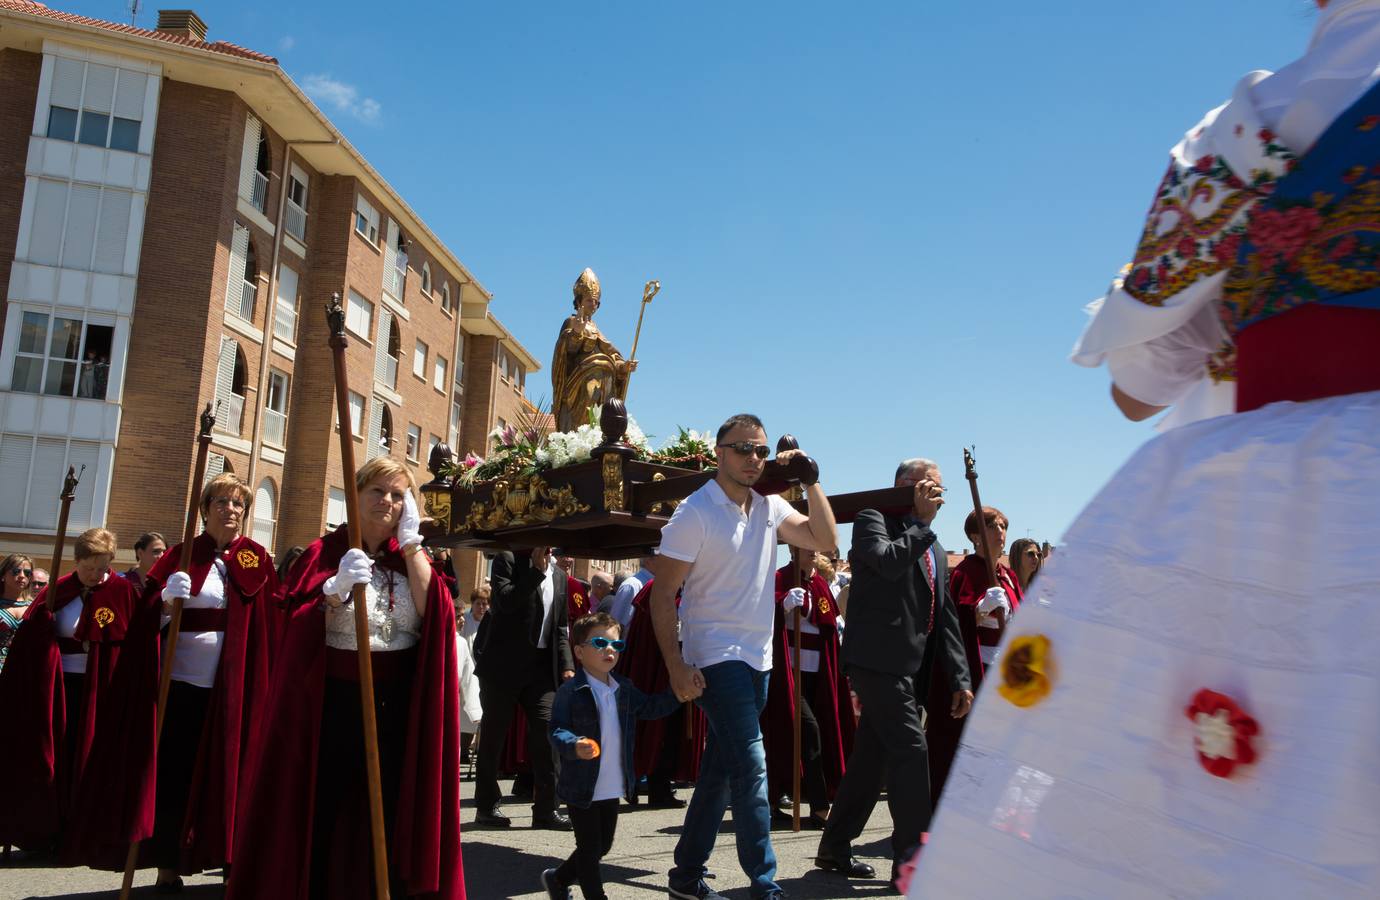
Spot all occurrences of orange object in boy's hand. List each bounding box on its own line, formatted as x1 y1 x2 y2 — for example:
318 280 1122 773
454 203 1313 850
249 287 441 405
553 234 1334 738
575 737 600 760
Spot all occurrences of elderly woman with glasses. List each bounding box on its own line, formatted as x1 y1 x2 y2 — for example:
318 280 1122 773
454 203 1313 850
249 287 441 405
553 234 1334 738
0 553 34 671
138 472 284 891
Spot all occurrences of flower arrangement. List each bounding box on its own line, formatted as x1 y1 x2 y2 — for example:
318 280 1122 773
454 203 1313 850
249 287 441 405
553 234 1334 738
1184 689 1259 779
646 427 716 471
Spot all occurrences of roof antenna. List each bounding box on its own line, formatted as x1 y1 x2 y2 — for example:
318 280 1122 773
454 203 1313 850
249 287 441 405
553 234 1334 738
128 0 142 27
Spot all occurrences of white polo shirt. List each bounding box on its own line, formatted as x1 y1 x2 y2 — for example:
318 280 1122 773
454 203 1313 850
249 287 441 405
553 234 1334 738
658 479 796 672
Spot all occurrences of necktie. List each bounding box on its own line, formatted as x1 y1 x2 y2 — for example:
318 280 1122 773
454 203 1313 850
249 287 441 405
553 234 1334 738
922 549 936 633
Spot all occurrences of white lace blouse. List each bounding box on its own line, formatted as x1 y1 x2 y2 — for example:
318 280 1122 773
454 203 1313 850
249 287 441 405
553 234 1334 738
324 564 422 651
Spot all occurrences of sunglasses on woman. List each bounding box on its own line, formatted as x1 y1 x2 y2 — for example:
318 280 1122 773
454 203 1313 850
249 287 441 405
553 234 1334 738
717 441 770 460
585 637 626 652
13 568 32 577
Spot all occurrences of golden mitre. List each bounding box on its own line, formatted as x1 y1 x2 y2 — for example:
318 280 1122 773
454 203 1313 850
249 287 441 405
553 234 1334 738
573 267 601 300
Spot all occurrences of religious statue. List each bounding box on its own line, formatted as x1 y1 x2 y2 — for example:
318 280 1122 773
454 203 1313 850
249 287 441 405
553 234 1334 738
550 268 639 432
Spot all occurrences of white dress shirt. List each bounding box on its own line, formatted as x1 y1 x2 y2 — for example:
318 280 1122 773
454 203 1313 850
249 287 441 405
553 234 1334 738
586 674 624 802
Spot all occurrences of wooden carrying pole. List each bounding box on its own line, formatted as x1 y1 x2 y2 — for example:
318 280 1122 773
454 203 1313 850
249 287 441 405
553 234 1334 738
44 466 83 610
963 448 1005 625
120 404 215 897
326 293 392 900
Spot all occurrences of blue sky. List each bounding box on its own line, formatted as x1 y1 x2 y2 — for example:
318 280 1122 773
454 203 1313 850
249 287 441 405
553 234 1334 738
79 0 1315 550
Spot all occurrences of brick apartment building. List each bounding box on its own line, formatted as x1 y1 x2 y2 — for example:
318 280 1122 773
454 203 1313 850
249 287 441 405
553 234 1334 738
0 2 540 592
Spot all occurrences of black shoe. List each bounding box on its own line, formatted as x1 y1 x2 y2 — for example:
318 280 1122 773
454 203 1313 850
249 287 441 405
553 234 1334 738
474 806 512 828
668 879 725 900
154 875 184 894
646 789 686 809
532 810 572 830
761 892 787 900
510 784 534 801
814 852 876 879
540 868 571 900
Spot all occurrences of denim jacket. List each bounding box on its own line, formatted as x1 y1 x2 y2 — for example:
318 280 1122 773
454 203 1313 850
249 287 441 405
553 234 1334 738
549 669 680 808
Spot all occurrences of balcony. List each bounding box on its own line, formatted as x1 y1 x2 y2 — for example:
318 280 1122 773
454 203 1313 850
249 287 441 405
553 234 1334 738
284 199 307 242
273 299 297 342
381 354 398 390
250 170 269 213
384 254 406 300
233 279 255 321
263 407 287 446
216 392 245 436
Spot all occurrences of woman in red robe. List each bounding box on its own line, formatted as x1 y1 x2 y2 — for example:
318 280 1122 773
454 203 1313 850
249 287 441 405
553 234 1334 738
229 457 464 899
140 472 283 889
0 528 159 867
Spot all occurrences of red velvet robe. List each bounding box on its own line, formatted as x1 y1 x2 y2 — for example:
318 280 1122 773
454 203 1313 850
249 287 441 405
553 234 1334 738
761 567 855 805
142 532 284 873
924 554 1023 810
228 526 463 900
612 580 707 782
0 571 159 866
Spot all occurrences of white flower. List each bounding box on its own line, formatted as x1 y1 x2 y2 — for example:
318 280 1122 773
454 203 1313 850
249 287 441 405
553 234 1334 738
1193 710 1239 760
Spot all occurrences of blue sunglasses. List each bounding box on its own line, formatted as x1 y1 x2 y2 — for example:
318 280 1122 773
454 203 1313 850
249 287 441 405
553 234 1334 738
585 637 626 652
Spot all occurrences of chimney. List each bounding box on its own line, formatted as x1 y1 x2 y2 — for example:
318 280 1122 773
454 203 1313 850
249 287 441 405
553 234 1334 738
155 10 209 42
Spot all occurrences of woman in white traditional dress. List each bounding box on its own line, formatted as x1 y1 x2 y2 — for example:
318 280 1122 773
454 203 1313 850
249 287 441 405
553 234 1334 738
910 2 1380 898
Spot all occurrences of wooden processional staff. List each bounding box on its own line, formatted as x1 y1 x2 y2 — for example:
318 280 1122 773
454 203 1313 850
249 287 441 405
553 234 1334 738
963 447 1006 628
44 465 84 611
120 403 216 897
615 279 660 403
326 293 392 900
776 434 806 833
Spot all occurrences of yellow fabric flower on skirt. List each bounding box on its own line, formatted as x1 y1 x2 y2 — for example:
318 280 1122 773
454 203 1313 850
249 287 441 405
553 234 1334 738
997 634 1055 708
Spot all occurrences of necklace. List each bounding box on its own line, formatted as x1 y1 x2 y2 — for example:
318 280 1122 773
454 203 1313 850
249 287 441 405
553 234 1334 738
376 568 397 644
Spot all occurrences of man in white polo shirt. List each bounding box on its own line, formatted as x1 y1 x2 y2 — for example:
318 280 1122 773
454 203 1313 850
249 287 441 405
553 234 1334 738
650 413 837 900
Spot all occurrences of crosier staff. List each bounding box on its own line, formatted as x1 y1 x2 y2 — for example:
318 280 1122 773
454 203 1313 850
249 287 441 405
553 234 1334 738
120 403 216 898
963 447 1006 630
615 279 660 403
44 465 84 611
325 293 392 900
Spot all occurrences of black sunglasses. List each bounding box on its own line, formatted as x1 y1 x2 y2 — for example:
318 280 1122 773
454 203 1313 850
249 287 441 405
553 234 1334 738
14 568 32 577
585 637 626 652
717 441 770 460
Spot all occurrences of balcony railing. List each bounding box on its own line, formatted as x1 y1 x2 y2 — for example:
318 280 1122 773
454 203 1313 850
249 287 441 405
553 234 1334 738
263 407 287 446
215 392 245 436
234 279 255 321
273 299 297 342
384 254 406 300
250 170 269 213
284 200 307 242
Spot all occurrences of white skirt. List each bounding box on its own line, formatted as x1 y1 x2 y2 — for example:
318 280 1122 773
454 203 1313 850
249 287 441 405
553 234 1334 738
911 391 1380 899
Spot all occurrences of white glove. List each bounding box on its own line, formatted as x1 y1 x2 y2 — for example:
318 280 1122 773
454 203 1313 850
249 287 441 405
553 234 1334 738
977 586 1011 617
782 587 810 617
323 548 373 600
397 490 423 549
161 571 192 604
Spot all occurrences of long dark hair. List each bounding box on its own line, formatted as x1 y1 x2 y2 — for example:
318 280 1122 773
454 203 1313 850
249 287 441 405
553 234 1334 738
1008 538 1042 591
0 553 34 601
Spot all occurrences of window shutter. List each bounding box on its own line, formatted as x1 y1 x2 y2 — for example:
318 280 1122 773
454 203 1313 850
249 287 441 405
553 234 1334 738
382 219 399 298
65 441 99 529
252 480 275 548
113 70 146 121
93 188 132 274
50 57 84 109
0 435 34 526
29 179 68 266
225 223 249 317
204 453 225 486
374 308 393 384
62 184 100 270
83 64 116 114
327 488 347 530
366 397 384 460
28 438 67 530
215 338 237 410
237 115 262 202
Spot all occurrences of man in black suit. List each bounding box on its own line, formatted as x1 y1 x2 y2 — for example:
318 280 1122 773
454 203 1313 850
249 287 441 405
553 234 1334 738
815 458 973 888
474 545 576 829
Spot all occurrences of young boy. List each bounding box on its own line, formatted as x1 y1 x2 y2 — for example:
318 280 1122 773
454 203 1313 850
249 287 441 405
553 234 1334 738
544 612 680 900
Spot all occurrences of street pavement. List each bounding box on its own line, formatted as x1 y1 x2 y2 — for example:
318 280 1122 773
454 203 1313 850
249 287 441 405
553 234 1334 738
0 776 904 899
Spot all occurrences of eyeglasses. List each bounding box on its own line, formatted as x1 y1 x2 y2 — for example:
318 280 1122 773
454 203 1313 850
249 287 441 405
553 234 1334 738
1022 549 1040 558
212 497 246 510
717 441 770 460
585 637 626 652
32 581 47 589
13 569 32 577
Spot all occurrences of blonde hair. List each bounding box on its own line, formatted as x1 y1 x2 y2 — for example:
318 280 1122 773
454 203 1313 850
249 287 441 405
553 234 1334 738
355 456 416 493
75 527 117 560
200 472 252 519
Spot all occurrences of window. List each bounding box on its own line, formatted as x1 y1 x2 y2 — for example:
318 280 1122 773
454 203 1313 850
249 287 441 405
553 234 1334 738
516 363 526 394
413 339 427 379
11 312 114 400
406 423 422 462
284 165 309 242
252 479 277 551
264 369 289 446
433 355 447 392
354 194 379 244
345 290 373 340
380 407 394 452
0 435 100 530
374 310 400 388
428 434 442 460
214 338 248 436
449 397 463 448
420 263 432 295
455 332 464 385
326 487 347 530
348 391 365 437
238 114 269 213
383 220 406 300
441 282 451 314
26 178 134 274
45 60 146 153
274 264 299 342
203 453 226 486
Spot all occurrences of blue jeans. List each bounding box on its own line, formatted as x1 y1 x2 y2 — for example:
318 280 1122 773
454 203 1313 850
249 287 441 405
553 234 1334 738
670 661 778 897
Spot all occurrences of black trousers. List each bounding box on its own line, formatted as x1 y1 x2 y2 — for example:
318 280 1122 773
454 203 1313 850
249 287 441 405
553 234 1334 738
152 680 211 870
475 670 557 815
797 671 830 812
553 799 619 900
647 704 683 794
819 665 930 865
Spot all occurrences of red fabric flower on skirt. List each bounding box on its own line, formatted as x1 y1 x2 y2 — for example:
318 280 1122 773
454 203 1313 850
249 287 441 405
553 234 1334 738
1184 689 1259 778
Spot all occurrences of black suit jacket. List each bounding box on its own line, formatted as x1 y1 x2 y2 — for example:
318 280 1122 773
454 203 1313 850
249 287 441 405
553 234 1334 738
840 509 971 693
474 552 575 688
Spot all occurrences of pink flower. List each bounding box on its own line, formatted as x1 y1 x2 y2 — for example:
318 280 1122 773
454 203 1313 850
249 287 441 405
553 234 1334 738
501 424 517 446
462 452 482 469
1249 206 1322 267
